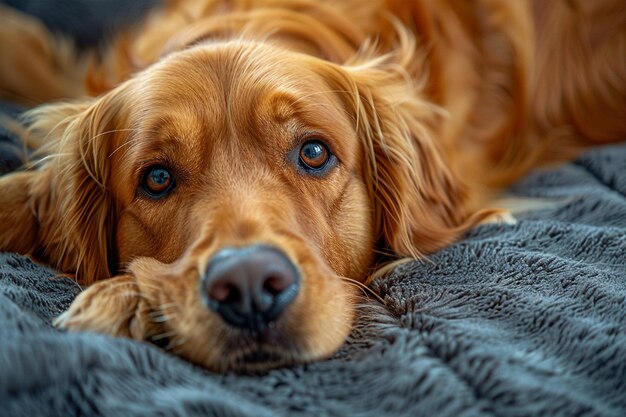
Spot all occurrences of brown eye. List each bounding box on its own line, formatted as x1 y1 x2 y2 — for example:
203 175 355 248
142 166 174 198
299 140 329 170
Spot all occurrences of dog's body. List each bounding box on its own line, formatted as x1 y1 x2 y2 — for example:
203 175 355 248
0 0 623 371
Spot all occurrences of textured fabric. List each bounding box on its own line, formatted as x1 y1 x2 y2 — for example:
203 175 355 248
0 102 27 175
1 144 625 417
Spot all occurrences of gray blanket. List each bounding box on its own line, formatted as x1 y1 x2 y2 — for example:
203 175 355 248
1 144 625 416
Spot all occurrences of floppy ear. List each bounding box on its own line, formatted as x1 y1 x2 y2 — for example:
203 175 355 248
3 88 130 285
328 45 492 260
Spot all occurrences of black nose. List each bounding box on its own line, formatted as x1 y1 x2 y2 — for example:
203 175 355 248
201 245 300 331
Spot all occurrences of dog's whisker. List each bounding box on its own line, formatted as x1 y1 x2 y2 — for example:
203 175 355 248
342 281 371 299
147 309 169 318
338 276 385 304
155 302 178 310
151 330 177 341
86 128 160 145
151 314 178 323
49 273 84 291
167 337 186 353
107 135 149 158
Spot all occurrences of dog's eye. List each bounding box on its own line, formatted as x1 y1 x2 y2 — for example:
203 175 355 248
142 166 174 198
299 140 330 170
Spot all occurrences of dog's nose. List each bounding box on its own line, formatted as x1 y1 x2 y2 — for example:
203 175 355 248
201 245 300 331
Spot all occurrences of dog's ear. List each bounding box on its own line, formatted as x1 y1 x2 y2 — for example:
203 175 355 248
328 45 491 261
14 87 130 284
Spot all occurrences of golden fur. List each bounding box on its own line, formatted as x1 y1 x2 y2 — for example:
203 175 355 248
0 0 623 371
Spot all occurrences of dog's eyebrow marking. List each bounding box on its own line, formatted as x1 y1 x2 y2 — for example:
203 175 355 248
265 92 300 124
131 138 182 171
139 108 208 144
128 115 203 168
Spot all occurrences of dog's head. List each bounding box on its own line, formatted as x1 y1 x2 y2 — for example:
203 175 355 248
26 38 482 371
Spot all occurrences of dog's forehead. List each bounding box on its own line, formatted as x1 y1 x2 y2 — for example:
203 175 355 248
133 42 355 149
146 43 323 107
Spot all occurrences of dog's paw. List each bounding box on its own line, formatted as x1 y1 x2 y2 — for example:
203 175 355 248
54 275 150 339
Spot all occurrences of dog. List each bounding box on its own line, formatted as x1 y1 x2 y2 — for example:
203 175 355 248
0 0 623 372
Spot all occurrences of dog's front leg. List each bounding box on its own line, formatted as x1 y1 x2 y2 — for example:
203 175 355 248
54 275 157 340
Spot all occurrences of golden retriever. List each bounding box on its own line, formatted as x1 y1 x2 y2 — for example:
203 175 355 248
0 0 623 372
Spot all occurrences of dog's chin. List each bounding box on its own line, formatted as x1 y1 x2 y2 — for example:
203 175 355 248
225 347 298 374
181 327 309 373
